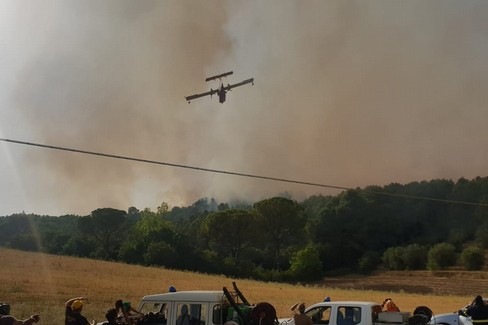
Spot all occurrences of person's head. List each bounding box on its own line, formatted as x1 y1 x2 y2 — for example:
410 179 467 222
298 303 306 314
115 300 124 309
475 296 484 306
181 305 188 315
106 308 118 323
0 303 10 316
71 300 84 313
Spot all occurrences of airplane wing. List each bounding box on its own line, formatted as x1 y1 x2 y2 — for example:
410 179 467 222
185 89 219 102
205 71 233 82
224 78 254 91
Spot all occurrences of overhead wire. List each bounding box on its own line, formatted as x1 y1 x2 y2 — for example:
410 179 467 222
1 137 488 207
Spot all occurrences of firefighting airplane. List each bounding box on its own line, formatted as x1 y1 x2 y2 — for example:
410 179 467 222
185 71 254 104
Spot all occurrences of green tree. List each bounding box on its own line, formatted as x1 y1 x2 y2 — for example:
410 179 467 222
382 247 405 270
119 208 176 265
289 245 323 280
78 208 127 258
461 246 485 270
199 209 258 261
144 241 178 266
403 243 427 270
134 208 175 244
427 242 456 270
358 251 381 274
475 224 488 248
253 197 305 270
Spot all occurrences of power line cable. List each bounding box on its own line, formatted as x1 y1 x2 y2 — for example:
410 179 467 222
1 137 487 207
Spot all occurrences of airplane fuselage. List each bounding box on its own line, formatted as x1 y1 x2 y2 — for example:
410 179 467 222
218 84 226 103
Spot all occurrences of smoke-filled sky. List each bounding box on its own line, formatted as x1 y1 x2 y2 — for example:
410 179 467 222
1 1 488 216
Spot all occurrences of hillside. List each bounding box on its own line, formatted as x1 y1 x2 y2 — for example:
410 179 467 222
0 248 475 324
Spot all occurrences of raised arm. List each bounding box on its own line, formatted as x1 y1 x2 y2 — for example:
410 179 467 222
66 297 89 308
11 314 40 325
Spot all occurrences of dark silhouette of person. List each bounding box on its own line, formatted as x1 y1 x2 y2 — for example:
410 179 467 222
466 296 488 325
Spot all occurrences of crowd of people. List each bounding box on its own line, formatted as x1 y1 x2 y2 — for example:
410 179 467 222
64 297 148 325
0 297 149 325
2 294 488 325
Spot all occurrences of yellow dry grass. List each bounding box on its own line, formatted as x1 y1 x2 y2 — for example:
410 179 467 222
0 248 472 325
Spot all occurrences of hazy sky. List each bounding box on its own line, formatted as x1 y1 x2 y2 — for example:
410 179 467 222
1 1 488 216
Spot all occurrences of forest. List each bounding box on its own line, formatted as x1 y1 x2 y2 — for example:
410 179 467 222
1 176 488 282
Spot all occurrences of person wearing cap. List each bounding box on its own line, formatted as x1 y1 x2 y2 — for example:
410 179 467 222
65 297 94 325
0 303 40 325
290 303 313 325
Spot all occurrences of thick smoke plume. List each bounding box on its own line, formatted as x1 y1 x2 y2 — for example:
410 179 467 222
1 1 488 215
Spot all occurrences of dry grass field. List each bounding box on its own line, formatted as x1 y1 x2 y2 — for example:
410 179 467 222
0 248 480 324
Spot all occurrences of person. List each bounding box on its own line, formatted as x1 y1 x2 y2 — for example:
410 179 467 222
382 298 400 312
290 303 313 325
102 308 119 325
176 305 190 325
0 303 40 325
65 297 94 325
115 300 144 325
466 296 488 325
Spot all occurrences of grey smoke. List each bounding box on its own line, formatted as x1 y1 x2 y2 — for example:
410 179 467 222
1 1 488 215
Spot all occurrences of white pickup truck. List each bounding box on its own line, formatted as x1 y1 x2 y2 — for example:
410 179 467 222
104 283 277 325
279 301 431 325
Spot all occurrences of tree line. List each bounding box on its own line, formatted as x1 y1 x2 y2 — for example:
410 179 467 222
1 176 488 282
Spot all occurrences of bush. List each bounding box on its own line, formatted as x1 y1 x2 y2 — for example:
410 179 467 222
382 247 405 270
475 225 488 248
289 245 323 281
403 244 428 270
144 241 178 266
358 251 381 274
427 243 456 270
461 246 485 270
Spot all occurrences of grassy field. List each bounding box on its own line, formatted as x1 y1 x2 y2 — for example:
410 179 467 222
0 248 475 324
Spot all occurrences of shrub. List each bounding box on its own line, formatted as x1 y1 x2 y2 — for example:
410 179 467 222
289 245 323 281
461 246 485 270
403 244 428 270
358 251 381 274
382 247 405 270
427 243 456 270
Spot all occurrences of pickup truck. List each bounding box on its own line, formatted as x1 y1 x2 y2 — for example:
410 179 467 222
279 301 430 325
104 283 277 325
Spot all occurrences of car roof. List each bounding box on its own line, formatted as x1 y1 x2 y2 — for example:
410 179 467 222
141 291 225 303
307 301 380 309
